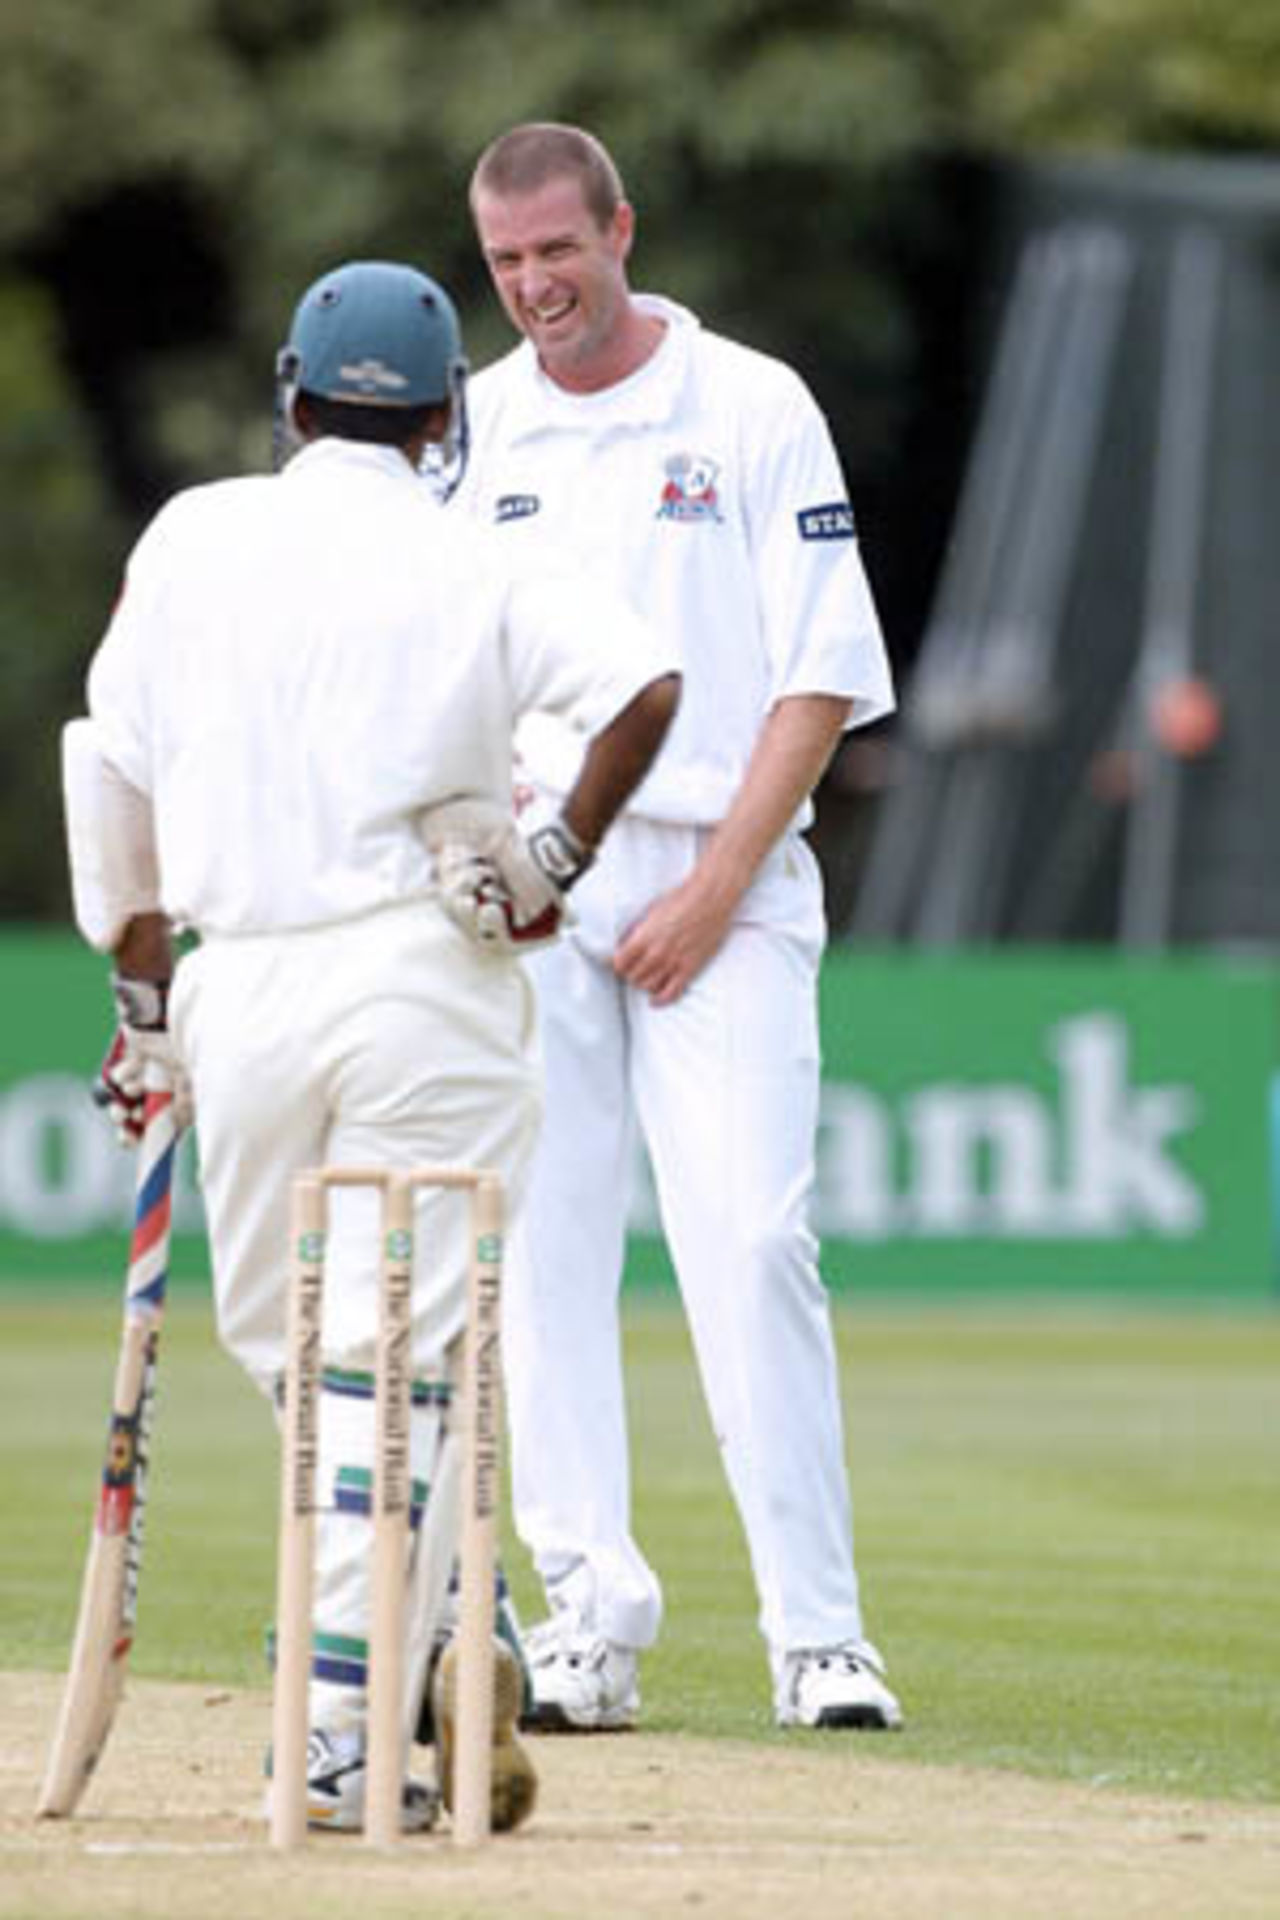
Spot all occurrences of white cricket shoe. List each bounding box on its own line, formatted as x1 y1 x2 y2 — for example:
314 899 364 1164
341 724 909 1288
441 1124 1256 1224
523 1616 640 1732
302 1727 440 1832
774 1642 904 1730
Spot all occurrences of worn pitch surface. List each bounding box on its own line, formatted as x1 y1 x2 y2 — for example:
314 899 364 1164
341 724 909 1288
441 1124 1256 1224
4 1672 1279 1919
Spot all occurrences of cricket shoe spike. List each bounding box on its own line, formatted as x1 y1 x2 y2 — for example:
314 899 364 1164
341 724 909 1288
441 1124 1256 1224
774 1642 904 1731
431 1638 538 1833
521 1616 640 1732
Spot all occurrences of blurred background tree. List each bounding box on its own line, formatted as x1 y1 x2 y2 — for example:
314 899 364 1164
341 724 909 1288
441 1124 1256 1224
2 0 1277 918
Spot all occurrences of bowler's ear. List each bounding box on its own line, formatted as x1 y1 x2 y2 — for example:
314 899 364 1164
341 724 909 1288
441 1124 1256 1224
614 199 636 261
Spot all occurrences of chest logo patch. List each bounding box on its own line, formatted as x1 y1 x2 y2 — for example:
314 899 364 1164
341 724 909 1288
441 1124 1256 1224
495 493 541 522
656 453 723 524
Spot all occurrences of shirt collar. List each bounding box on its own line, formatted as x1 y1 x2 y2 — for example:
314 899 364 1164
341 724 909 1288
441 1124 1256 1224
284 437 425 485
498 295 699 441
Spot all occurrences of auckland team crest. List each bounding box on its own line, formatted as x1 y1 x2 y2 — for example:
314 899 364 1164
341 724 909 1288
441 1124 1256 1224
656 452 723 523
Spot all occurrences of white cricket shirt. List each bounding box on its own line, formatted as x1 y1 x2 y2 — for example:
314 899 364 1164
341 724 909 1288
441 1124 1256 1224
88 438 673 935
458 296 895 825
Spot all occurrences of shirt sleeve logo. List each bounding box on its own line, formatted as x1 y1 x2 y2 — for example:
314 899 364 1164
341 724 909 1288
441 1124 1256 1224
495 493 541 522
656 453 723 523
797 501 856 541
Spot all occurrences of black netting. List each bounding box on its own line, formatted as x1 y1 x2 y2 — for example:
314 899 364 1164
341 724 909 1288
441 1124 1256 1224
852 156 1280 954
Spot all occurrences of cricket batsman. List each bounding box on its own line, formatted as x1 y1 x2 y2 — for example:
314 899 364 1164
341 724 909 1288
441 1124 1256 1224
60 255 680 1831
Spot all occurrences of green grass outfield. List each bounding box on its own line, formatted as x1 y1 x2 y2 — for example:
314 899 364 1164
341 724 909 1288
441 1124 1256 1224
5 1290 1278 1806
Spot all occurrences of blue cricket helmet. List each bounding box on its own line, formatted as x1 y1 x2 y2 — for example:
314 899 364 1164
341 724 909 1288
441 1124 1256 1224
279 259 465 405
274 259 470 493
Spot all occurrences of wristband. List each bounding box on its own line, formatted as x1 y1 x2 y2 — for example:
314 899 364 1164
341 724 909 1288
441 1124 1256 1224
526 817 596 894
111 974 170 1031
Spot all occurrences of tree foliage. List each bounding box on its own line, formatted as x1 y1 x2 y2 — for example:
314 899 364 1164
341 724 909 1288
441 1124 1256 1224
963 0 1280 150
1 0 1276 914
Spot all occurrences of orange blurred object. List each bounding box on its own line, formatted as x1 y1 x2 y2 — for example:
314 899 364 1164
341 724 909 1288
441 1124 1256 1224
1149 677 1223 757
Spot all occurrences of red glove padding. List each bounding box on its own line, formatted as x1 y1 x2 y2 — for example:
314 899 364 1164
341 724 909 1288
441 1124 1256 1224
92 976 194 1144
93 1027 149 1144
434 847 566 952
421 798 593 956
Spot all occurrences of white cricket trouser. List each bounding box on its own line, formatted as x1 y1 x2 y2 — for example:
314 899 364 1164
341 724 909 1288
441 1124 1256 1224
171 901 541 1737
171 900 540 1390
506 816 867 1660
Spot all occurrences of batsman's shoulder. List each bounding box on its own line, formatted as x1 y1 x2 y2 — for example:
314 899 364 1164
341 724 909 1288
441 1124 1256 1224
132 472 273 560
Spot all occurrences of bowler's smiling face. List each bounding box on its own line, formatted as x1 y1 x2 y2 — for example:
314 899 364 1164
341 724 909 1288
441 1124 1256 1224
473 175 636 393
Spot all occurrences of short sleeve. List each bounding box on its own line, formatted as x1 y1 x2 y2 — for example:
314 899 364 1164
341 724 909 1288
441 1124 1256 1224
745 373 895 731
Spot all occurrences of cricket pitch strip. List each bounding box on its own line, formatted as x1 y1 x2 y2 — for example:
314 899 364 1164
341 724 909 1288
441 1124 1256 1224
3 1671 1278 1919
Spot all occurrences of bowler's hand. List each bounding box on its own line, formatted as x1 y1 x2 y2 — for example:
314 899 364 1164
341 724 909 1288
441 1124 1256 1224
612 876 737 1006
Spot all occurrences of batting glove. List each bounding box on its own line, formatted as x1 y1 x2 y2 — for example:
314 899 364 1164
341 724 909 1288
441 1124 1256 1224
421 798 595 955
93 975 194 1144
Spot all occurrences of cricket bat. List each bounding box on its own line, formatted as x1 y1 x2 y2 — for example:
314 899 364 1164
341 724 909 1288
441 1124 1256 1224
36 1070 180 1818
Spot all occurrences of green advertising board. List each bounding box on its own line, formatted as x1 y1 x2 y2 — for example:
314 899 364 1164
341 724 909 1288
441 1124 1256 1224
0 932 1275 1297
816 949 1276 1295
627 948 1279 1299
0 931 210 1284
